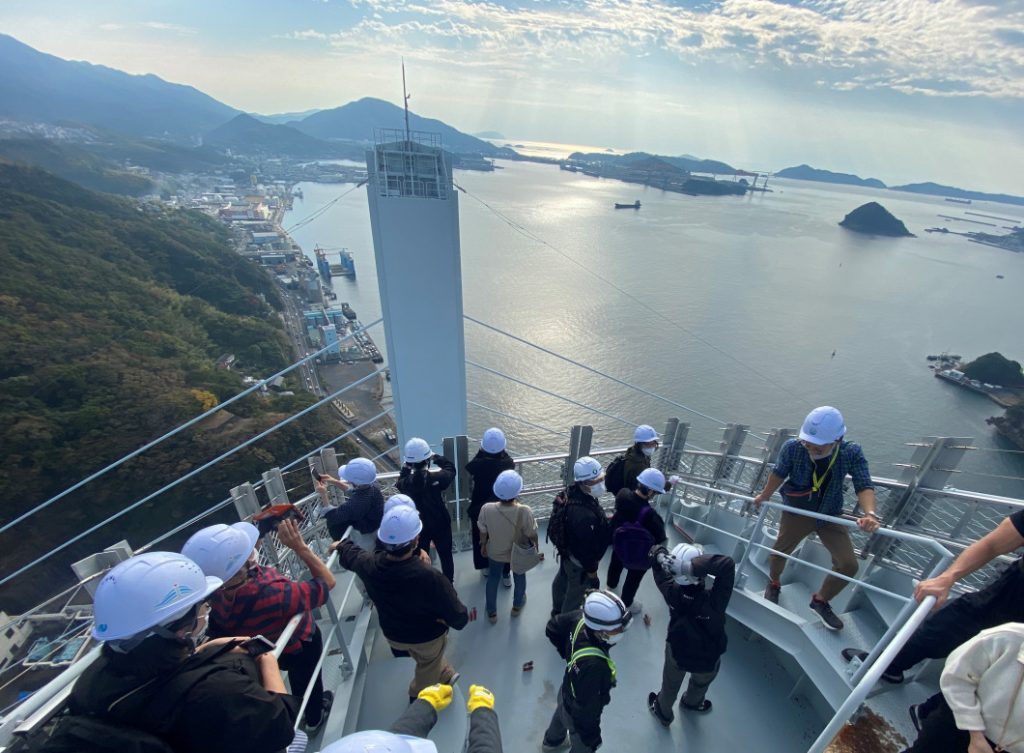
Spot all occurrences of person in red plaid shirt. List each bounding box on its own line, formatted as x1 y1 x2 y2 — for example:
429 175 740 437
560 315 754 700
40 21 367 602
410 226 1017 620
183 519 336 732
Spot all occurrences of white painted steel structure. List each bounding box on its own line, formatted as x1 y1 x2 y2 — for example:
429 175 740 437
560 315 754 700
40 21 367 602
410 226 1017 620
364 129 467 446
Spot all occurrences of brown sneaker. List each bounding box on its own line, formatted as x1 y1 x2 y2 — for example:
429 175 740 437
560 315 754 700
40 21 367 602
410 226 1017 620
764 581 781 604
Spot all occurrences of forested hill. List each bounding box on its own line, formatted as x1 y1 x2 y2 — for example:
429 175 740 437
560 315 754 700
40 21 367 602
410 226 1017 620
0 164 348 608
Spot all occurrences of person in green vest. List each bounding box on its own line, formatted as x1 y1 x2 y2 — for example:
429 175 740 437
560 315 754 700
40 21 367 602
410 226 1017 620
541 590 632 752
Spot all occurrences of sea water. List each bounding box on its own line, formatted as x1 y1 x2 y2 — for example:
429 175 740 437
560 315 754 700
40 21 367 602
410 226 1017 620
285 160 1024 495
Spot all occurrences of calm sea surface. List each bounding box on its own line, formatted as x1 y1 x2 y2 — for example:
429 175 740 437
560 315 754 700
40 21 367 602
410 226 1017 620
285 161 1024 496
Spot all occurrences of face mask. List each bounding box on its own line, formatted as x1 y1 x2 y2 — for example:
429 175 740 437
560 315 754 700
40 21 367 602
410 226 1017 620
589 481 606 497
602 631 624 645
642 446 655 458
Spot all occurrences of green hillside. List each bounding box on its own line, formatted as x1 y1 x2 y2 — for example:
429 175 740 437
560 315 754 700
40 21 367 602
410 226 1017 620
0 164 351 608
0 139 155 196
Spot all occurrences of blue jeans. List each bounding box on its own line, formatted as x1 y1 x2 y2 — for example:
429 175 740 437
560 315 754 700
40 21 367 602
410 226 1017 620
486 558 525 615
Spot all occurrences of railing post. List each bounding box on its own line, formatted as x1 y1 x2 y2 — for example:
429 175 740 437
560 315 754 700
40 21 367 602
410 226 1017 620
658 418 689 475
734 504 769 589
262 468 290 506
564 425 593 487
231 482 260 520
447 435 471 534
709 424 748 501
864 436 971 562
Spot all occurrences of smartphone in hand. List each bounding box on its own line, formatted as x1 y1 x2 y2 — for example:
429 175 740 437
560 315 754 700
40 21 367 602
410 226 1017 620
241 635 276 657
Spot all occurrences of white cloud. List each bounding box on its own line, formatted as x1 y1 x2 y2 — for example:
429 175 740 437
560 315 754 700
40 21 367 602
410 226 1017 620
98 23 123 32
139 21 198 36
286 0 1024 98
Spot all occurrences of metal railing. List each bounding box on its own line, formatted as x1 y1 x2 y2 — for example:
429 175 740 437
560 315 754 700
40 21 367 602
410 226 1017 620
3 423 1023 748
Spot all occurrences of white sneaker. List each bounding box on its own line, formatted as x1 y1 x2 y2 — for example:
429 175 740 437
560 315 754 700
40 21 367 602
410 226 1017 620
629 600 643 615
502 574 512 588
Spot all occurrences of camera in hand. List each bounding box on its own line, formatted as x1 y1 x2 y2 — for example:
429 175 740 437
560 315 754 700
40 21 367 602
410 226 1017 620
252 503 306 537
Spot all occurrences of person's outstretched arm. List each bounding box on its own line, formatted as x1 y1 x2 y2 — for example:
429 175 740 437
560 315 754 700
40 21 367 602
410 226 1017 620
467 685 503 753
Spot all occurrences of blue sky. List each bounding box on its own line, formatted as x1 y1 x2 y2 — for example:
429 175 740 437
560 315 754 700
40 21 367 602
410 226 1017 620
2 0 1023 192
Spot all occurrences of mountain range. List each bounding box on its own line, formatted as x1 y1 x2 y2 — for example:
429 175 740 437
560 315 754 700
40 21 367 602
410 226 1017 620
568 151 737 175
0 33 508 160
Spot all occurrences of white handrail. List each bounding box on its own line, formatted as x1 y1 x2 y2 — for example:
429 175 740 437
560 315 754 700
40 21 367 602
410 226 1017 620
805 597 937 753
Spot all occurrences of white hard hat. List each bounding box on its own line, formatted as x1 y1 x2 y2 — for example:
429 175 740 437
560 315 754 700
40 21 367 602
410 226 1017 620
636 468 668 494
181 522 259 582
493 469 524 500
669 543 703 585
573 456 603 482
92 552 222 641
634 425 659 443
403 437 433 464
377 505 423 548
384 493 417 513
320 730 438 753
799 406 847 445
481 427 507 454
340 457 377 486
583 589 632 632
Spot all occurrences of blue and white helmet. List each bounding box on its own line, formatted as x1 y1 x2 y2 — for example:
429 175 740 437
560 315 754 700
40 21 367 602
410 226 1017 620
92 552 222 641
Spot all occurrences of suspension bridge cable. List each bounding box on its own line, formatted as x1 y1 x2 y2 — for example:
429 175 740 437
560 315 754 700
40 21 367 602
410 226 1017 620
468 400 566 438
285 181 368 234
468 360 636 430
0 368 387 588
0 319 384 537
466 315 726 426
455 184 800 401
139 409 394 553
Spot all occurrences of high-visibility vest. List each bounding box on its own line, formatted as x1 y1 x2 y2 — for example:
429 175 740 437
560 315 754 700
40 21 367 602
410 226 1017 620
566 619 616 698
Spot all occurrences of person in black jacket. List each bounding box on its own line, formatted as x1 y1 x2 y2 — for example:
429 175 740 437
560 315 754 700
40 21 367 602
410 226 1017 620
321 683 503 753
334 504 468 700
71 551 301 753
550 456 612 618
465 427 516 576
620 424 660 492
606 468 671 614
542 590 632 753
396 437 458 582
646 543 735 724
316 457 385 550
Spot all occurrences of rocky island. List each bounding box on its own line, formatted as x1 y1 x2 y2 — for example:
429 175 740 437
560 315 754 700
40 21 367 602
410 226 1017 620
839 202 915 237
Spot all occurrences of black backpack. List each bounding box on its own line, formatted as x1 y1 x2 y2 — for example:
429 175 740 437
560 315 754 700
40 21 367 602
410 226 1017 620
604 455 627 495
9 715 176 753
10 651 228 753
545 490 571 551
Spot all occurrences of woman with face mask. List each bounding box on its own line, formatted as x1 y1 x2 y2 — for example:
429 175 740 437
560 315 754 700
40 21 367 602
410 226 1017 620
618 425 660 493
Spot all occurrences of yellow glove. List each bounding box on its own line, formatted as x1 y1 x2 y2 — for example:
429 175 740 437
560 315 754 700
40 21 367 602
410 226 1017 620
467 685 495 712
417 684 453 711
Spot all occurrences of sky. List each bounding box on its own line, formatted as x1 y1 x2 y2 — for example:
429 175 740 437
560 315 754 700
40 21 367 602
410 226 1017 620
2 0 1024 192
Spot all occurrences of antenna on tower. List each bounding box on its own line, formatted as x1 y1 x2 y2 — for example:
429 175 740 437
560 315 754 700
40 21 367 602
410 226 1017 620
401 57 411 145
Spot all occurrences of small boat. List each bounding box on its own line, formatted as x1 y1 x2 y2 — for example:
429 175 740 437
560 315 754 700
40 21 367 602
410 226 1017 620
341 303 357 320
614 201 641 209
996 274 1005 279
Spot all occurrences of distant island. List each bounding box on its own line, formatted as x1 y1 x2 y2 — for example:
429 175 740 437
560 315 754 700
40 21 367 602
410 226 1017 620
839 202 914 237
776 164 885 188
775 161 1024 206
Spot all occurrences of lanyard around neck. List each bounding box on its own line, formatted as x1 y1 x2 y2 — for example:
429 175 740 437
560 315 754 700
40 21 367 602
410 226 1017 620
811 445 840 493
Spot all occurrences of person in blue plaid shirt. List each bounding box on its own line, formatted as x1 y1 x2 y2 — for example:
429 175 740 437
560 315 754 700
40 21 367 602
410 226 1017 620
753 406 880 631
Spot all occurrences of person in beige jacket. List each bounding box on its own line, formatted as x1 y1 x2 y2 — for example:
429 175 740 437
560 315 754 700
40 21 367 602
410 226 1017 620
478 470 538 624
902 622 1024 753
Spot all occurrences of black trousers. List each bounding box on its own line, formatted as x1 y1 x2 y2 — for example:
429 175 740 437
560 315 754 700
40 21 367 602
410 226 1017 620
470 508 509 576
278 625 325 726
606 553 647 607
902 693 995 753
889 563 1024 674
419 521 455 582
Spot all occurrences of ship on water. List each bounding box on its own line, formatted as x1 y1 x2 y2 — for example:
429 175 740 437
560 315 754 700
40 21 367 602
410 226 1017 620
1 129 1022 753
